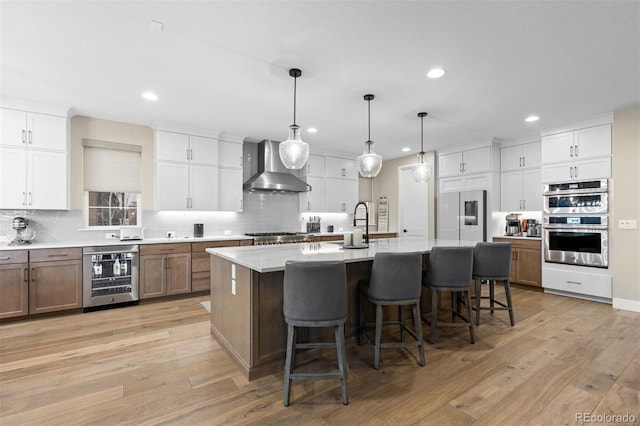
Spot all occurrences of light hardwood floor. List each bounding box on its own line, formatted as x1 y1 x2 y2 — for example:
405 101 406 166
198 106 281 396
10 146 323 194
1 287 639 425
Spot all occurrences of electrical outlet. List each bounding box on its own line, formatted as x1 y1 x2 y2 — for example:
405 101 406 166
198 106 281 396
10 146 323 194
618 219 638 230
166 231 175 238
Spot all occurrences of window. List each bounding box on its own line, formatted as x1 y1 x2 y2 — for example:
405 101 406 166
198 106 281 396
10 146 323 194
83 139 142 229
87 191 139 226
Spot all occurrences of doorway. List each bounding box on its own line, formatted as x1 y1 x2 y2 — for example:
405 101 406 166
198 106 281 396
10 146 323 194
398 164 428 238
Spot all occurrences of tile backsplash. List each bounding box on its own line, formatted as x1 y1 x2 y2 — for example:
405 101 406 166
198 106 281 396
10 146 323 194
0 191 353 244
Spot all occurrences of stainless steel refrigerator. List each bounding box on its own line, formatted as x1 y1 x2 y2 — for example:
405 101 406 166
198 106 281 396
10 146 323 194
437 190 487 242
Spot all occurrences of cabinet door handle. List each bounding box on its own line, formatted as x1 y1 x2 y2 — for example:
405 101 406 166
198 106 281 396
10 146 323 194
570 145 574 158
307 164 311 174
22 192 26 206
22 130 26 144
574 145 579 157
569 166 573 178
28 192 32 206
522 156 525 167
460 163 463 172
28 130 32 144
31 268 35 281
574 165 578 178
522 199 525 209
307 201 310 211
519 157 522 167
24 268 29 282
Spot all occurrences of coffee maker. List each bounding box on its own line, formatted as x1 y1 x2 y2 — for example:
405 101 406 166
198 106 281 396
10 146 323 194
505 213 522 236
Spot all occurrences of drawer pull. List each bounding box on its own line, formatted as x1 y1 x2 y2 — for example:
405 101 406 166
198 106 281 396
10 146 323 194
0 256 10 260
48 254 69 258
566 280 582 285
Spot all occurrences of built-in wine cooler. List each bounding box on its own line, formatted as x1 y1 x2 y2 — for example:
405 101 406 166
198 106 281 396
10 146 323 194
83 245 139 309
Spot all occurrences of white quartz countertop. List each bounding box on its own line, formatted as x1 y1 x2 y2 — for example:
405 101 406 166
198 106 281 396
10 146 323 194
206 238 477 273
0 235 253 251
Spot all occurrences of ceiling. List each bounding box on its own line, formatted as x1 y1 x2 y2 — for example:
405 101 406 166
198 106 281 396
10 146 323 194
1 1 638 161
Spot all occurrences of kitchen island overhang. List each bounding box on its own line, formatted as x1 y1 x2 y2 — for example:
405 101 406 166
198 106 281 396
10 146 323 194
206 238 474 380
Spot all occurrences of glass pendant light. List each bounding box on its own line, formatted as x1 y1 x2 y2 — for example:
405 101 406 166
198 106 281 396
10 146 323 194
279 68 309 169
357 94 383 178
411 112 433 183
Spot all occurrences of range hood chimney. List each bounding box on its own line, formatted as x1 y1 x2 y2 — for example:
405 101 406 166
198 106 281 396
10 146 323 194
243 140 311 193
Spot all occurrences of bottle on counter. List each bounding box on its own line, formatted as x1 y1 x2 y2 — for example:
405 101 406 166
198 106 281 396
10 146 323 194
120 257 128 275
113 256 121 276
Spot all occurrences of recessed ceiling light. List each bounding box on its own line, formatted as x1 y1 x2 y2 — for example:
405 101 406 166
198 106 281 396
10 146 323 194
525 115 540 122
150 20 164 32
401 147 411 152
307 127 317 133
142 92 158 101
427 68 446 79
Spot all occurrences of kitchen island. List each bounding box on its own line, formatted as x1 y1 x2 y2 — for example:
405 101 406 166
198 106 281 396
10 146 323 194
206 238 472 380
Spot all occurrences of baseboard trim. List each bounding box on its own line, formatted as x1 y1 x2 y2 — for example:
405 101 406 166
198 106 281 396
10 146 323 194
612 297 640 313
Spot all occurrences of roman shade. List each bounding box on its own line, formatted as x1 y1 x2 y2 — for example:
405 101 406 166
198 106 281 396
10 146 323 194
82 139 142 192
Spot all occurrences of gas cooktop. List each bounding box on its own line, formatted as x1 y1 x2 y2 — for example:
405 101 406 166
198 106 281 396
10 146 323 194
244 232 312 245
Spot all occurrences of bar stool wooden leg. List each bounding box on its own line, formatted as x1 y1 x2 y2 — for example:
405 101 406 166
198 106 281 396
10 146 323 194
335 323 349 405
412 302 425 366
430 288 438 344
465 291 475 344
374 304 383 369
490 280 495 313
475 279 482 325
504 279 515 326
283 324 296 406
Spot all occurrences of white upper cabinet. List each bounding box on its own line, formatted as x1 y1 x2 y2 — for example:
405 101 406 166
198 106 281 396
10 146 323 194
299 176 325 212
541 123 611 182
218 167 243 212
501 142 541 172
304 154 325 177
156 131 189 162
154 129 242 211
1 108 67 151
189 136 218 165
155 131 218 165
325 178 358 213
541 124 611 164
218 140 243 169
0 107 68 210
501 168 542 211
438 147 491 177
325 156 357 180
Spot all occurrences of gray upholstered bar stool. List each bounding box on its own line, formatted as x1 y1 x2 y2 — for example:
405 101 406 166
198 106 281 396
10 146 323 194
472 242 514 326
282 260 349 406
422 246 475 344
358 252 425 370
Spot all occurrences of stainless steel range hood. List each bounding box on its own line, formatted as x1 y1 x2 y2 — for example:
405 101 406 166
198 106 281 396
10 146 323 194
243 140 311 192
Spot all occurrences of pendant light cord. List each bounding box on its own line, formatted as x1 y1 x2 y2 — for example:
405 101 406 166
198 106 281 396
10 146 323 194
420 114 424 154
367 97 371 153
293 76 297 126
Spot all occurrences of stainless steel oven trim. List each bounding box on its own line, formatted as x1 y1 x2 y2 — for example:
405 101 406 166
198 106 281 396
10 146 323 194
543 193 608 214
544 228 608 268
542 178 608 195
82 245 139 307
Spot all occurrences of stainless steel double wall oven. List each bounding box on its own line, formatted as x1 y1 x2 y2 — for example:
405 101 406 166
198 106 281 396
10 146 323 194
543 179 608 268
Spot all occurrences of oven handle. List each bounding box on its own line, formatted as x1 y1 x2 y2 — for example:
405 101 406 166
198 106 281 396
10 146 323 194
544 225 607 231
543 187 608 196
